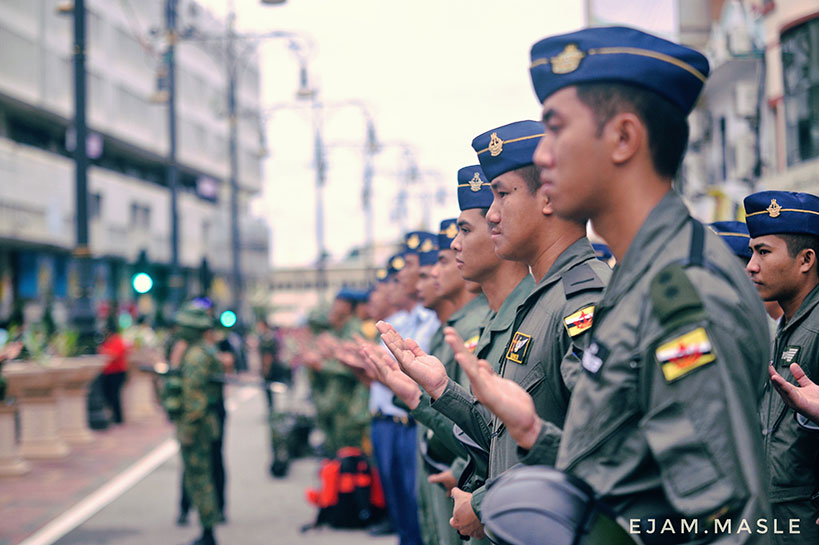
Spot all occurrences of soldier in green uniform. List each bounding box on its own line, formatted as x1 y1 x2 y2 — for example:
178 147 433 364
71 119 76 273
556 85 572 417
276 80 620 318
173 301 223 545
362 167 530 544
744 191 819 544
376 121 612 539
453 26 772 544
314 288 370 454
412 218 491 545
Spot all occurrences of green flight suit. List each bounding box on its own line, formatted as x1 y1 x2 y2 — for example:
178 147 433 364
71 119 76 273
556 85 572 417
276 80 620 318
412 294 491 545
433 238 611 519
525 192 771 543
177 341 223 529
762 283 819 544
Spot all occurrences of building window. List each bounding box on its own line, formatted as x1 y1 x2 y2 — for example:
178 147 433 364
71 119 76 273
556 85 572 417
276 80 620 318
129 203 151 229
781 18 819 165
89 192 102 220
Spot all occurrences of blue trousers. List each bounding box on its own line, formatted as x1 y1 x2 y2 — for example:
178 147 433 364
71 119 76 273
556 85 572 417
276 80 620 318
371 418 423 545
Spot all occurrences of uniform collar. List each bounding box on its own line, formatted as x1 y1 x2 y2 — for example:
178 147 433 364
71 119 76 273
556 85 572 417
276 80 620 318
779 283 819 336
522 237 597 306
487 275 535 333
447 293 488 327
604 190 690 306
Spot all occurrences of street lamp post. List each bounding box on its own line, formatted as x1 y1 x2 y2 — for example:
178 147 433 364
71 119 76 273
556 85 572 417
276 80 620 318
68 0 96 353
226 9 243 326
165 0 182 308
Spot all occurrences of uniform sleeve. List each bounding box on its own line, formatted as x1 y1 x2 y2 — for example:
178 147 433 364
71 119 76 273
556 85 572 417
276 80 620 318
517 418 564 467
410 393 469 460
182 350 209 423
430 379 493 452
638 267 759 518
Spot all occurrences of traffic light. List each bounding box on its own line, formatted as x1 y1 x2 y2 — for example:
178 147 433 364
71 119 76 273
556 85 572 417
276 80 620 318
132 250 153 295
132 272 153 294
219 310 237 328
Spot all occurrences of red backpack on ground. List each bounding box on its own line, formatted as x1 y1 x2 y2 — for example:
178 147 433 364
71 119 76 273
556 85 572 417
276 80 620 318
303 447 386 530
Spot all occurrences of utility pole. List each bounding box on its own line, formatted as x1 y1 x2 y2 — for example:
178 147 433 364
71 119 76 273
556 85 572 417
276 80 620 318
70 0 96 354
312 101 327 303
165 0 182 307
226 7 243 325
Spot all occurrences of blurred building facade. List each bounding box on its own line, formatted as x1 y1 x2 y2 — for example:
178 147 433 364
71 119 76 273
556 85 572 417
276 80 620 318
0 0 269 325
679 0 819 219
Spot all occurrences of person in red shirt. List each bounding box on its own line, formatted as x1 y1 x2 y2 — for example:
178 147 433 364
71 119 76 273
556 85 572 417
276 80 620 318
99 316 130 424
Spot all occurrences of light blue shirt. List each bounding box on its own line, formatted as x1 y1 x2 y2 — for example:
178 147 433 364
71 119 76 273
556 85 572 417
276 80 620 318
369 303 440 416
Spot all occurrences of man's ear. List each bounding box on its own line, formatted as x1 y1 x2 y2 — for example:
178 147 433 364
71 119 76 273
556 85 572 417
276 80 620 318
538 183 553 216
606 112 643 166
798 248 817 276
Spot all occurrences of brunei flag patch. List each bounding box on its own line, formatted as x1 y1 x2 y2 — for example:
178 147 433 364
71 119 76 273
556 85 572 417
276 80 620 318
464 335 480 353
563 305 595 337
655 327 716 383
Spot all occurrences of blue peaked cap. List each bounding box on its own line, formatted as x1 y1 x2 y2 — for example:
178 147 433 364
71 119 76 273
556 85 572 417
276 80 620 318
472 121 543 182
529 26 709 115
404 231 437 255
418 249 438 267
438 219 459 250
709 221 751 260
744 191 819 238
457 165 493 211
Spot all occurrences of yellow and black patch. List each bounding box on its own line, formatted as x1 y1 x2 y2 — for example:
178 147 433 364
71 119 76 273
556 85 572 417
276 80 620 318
464 335 479 353
655 327 715 383
505 332 532 365
563 305 595 337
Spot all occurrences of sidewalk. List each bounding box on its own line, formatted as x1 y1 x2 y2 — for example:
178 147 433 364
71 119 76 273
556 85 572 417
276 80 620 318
0 412 174 545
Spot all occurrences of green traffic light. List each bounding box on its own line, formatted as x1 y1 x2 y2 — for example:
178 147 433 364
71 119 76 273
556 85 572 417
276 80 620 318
220 310 237 328
132 272 153 294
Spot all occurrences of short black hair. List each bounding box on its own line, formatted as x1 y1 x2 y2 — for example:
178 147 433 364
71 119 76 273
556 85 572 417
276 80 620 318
575 82 690 180
518 164 541 194
780 234 819 276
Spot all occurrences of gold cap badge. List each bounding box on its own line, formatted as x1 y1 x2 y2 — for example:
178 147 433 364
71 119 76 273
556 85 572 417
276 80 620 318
407 234 420 249
469 172 484 192
767 199 782 218
445 222 458 239
376 268 387 280
392 256 405 270
488 132 503 157
420 239 434 252
551 44 585 74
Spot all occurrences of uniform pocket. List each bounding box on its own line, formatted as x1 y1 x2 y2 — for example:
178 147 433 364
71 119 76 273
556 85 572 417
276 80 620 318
640 401 734 515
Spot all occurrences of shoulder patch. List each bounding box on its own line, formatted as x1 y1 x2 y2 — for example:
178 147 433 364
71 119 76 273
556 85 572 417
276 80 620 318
650 264 706 328
655 327 715 382
563 305 595 337
464 335 480 353
562 263 605 297
505 332 532 365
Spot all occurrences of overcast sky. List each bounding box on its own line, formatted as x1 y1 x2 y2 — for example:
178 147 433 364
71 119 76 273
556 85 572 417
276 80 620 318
200 0 675 268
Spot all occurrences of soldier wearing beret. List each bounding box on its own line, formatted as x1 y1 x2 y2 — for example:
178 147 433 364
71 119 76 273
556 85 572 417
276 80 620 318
745 190 819 544
173 300 224 545
450 26 772 544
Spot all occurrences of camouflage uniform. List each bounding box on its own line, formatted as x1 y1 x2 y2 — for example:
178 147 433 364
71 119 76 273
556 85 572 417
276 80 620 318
313 316 370 453
173 305 223 535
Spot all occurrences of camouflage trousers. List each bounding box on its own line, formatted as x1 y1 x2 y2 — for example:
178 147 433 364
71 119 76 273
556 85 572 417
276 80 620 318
180 438 219 528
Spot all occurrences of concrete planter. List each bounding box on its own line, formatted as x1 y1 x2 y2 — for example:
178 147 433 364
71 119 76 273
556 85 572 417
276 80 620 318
3 362 70 459
53 356 105 443
122 348 162 420
0 404 29 477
